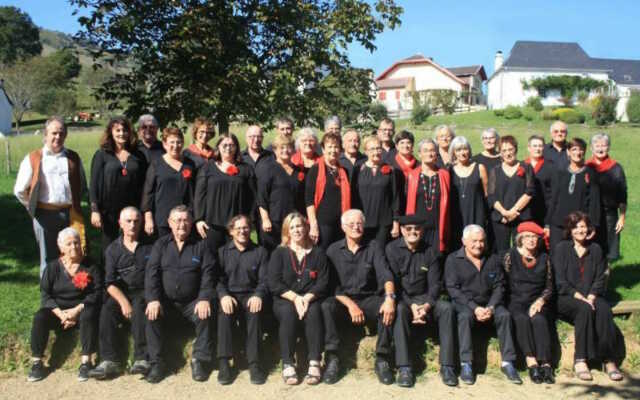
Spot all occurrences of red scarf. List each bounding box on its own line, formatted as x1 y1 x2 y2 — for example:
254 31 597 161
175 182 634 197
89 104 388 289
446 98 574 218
314 156 351 213
586 156 617 173
406 166 450 252
524 157 544 174
292 151 319 168
395 153 416 178
187 143 214 159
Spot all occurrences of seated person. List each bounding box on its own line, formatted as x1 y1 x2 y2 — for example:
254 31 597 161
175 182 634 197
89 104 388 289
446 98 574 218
387 215 457 387
321 209 396 385
444 224 521 385
144 205 216 383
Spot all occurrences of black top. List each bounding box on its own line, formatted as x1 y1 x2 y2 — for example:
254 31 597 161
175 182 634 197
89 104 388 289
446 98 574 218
305 163 342 224
326 239 393 298
242 148 274 181
472 153 501 172
435 148 451 169
40 259 102 310
594 163 627 212
352 163 401 228
444 248 505 310
339 152 367 182
104 236 153 292
450 163 486 236
141 157 196 230
545 166 600 228
381 145 397 165
194 162 256 227
413 172 441 229
145 234 217 303
502 248 553 307
268 246 329 297
256 161 305 223
530 160 554 225
553 241 606 298
487 162 535 222
385 237 441 307
90 149 147 215
183 148 211 172
137 141 165 164
543 143 569 170
217 241 269 299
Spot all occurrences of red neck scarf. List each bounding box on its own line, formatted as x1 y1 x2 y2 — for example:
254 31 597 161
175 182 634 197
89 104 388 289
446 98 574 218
524 157 544 174
292 151 319 168
586 156 617 173
395 153 416 178
187 143 214 159
314 156 351 213
406 166 450 252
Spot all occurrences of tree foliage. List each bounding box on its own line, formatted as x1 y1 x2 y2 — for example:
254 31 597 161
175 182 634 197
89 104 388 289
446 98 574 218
71 0 402 131
522 75 606 106
628 91 640 124
0 6 42 65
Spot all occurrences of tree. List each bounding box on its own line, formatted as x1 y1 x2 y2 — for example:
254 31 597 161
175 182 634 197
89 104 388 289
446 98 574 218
71 0 402 132
0 6 42 65
0 59 42 132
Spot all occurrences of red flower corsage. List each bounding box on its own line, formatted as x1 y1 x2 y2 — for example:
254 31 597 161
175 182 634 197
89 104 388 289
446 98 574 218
309 270 317 279
297 171 305 182
585 173 590 184
381 165 391 175
516 165 525 177
72 271 91 290
182 168 192 179
226 165 239 176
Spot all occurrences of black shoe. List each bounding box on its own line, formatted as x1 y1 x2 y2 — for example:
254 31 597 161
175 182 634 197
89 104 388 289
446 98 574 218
27 360 45 382
130 359 150 375
78 362 91 382
191 359 208 382
249 364 266 385
440 365 458 387
217 358 233 385
323 354 340 384
145 363 165 384
501 363 523 384
460 363 475 385
88 360 119 380
541 365 555 384
528 366 543 384
374 358 394 385
396 367 414 388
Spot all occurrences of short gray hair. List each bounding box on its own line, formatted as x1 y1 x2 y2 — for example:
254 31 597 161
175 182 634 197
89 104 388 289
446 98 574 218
169 204 192 220
462 224 485 240
341 209 365 226
549 120 567 134
44 116 67 136
449 136 472 163
481 127 499 140
342 129 360 139
591 132 610 146
295 127 319 150
137 114 159 128
57 227 80 248
119 206 141 220
417 138 437 152
324 115 342 131
434 125 455 140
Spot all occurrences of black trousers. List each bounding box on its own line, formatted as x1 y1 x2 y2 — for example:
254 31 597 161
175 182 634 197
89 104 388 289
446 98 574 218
272 297 324 364
101 212 121 253
259 223 282 253
394 300 455 367
217 293 262 366
557 295 618 361
492 220 518 253
99 291 147 362
597 211 620 261
454 303 516 363
146 299 214 364
549 225 565 255
321 296 393 358
318 223 344 251
31 306 98 358
363 225 391 249
508 302 552 363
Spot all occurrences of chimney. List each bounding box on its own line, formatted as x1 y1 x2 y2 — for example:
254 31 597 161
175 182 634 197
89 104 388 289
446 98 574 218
494 51 504 72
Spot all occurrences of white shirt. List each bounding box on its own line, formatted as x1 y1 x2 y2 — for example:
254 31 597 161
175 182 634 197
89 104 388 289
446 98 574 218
14 146 85 207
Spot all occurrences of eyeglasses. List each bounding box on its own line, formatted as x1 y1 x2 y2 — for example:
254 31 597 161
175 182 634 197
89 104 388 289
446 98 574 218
402 226 422 232
220 143 236 149
553 129 568 133
345 222 364 229
234 226 251 232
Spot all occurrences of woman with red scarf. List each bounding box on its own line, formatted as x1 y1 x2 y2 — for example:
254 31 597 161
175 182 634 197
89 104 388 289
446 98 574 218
405 138 450 254
183 117 215 172
390 130 417 180
588 133 627 261
305 133 351 250
525 135 554 226
292 127 321 172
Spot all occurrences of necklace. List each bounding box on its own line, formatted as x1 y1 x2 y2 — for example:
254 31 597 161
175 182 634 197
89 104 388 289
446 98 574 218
521 254 537 269
289 248 307 280
420 173 437 211
120 158 128 176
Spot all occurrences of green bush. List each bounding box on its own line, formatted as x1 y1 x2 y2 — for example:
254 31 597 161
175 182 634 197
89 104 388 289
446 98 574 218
551 108 586 124
368 103 388 122
592 96 617 125
411 103 431 126
526 96 544 111
503 105 523 119
627 91 640 123
493 109 504 117
541 109 555 120
522 107 537 121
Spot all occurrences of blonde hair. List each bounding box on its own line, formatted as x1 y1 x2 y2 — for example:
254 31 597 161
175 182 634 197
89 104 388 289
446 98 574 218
272 133 294 150
281 212 312 247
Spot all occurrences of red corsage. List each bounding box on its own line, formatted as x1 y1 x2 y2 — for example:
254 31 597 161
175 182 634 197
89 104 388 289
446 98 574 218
72 271 91 290
182 168 192 179
226 165 239 176
585 173 590 184
297 171 305 182
121 168 128 176
309 270 317 279
516 165 525 177
381 165 391 175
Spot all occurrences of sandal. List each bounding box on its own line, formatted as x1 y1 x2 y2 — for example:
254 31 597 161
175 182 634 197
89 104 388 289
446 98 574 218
304 360 322 385
574 361 593 381
282 364 298 385
605 363 623 381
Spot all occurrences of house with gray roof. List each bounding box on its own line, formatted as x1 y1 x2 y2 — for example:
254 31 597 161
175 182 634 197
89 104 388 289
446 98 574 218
0 82 12 135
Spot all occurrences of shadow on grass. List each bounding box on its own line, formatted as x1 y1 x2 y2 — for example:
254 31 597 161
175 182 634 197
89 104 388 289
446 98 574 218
0 194 39 268
607 263 640 303
556 374 640 399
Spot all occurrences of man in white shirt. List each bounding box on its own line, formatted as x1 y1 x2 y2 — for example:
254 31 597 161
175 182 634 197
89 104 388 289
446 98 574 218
14 116 87 276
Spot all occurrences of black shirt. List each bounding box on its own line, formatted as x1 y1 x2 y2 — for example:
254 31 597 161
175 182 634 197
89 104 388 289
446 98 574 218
594 163 627 212
546 166 600 228
256 161 305 223
137 141 165 164
381 145 397 166
487 162 535 222
553 241 606 298
326 239 393 298
141 157 196 230
217 241 269 299
145 234 217 303
385 237 441 307
472 153 501 172
353 163 401 228
339 152 367 182
183 147 212 173
41 259 102 310
268 246 329 297
530 160 554 225
305 163 342 225
444 248 505 310
450 163 486 236
90 149 147 215
104 236 153 292
502 248 553 307
543 143 569 170
242 148 274 181
413 172 441 229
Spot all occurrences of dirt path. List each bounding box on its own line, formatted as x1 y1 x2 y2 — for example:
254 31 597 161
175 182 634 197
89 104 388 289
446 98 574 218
2 369 639 400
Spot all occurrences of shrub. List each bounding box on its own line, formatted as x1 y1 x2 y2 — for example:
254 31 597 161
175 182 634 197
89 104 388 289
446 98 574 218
551 108 585 124
368 103 388 122
503 105 523 119
411 103 431 126
591 96 617 125
526 96 543 111
541 109 555 120
627 91 640 123
522 107 537 121
430 89 458 114
493 109 504 117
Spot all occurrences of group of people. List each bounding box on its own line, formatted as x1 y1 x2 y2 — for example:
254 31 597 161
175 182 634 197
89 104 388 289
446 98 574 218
14 114 627 387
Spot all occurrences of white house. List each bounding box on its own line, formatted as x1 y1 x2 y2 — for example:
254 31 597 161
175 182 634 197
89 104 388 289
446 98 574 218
487 41 640 121
0 84 11 135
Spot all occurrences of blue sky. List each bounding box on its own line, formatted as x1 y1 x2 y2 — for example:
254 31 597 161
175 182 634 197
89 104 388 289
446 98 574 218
4 0 639 78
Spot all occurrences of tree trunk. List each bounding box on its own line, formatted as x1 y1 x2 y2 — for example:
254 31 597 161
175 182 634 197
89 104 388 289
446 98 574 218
217 112 229 134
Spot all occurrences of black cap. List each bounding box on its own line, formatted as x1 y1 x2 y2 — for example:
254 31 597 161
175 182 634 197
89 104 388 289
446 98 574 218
397 214 426 226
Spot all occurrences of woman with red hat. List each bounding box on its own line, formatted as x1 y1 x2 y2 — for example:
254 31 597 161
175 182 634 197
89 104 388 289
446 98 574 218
503 221 554 384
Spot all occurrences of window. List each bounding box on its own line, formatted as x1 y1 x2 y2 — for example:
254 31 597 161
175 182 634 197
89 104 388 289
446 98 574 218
395 90 401 99
378 91 386 100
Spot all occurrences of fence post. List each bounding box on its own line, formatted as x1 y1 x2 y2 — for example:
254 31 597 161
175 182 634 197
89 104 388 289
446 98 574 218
4 139 9 175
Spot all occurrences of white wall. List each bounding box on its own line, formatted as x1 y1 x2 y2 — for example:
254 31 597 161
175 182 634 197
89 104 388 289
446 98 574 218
386 64 463 93
0 90 11 134
377 88 412 113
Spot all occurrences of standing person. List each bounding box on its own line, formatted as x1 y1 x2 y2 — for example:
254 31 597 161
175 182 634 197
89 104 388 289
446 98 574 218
88 207 152 380
434 125 455 168
339 129 367 181
444 225 521 385
324 115 342 135
448 136 488 251
292 127 321 171
135 114 164 163
265 117 295 153
90 117 147 251
144 206 216 384
405 139 451 255
141 127 195 238
257 134 306 251
503 222 554 384
194 133 256 252
472 128 501 171
544 121 569 170
27 228 100 382
183 117 216 172
554 212 623 382
390 130 417 183
525 135 554 227
321 210 397 386
488 136 535 253
216 215 269 385
377 118 397 165
352 135 401 246
545 138 600 251
388 215 457 387
587 133 627 262
241 125 273 179
268 212 329 386
14 116 88 276
306 133 351 250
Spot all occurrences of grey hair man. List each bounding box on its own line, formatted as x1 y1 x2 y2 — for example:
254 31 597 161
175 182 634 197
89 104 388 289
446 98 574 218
136 114 164 162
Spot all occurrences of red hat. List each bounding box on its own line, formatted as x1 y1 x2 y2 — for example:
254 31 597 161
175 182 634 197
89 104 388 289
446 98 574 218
517 221 545 236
